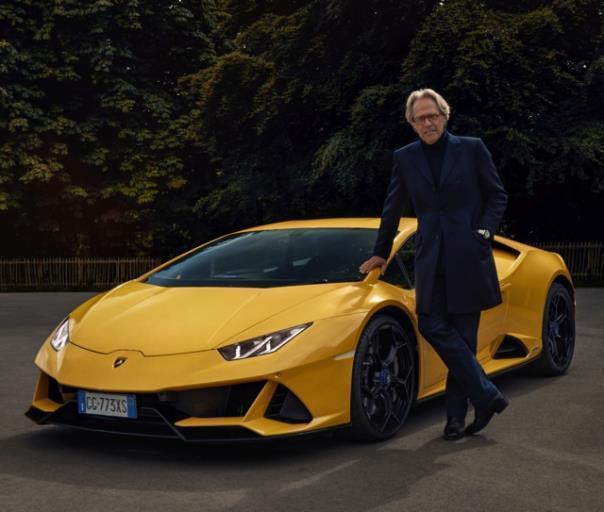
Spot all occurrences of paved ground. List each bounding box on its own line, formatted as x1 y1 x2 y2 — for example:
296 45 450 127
1 290 603 512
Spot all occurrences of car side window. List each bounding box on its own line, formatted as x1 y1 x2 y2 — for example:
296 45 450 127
380 233 416 290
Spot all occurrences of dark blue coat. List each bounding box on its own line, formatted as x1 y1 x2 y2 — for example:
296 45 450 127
374 132 508 314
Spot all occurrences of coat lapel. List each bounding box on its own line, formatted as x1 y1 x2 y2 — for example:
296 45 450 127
408 141 435 188
440 132 461 187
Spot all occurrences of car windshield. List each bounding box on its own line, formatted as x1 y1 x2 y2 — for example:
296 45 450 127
146 228 378 287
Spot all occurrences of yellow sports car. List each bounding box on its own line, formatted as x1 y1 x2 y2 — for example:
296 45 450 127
26 218 575 441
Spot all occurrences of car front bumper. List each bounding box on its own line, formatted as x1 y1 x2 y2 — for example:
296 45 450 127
27 313 365 440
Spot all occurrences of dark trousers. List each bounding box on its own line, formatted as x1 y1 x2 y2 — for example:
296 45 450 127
418 272 500 419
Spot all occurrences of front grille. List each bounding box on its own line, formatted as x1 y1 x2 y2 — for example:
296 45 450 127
30 378 269 441
167 381 265 417
45 377 265 419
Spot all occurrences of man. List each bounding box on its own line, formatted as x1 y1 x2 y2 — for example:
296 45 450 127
359 88 509 440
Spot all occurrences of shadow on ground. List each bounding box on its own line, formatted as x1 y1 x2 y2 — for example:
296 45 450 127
2 365 561 511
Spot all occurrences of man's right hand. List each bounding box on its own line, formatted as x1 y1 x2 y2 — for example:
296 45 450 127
359 256 387 275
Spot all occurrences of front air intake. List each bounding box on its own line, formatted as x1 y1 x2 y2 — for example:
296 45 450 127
48 376 63 404
265 384 312 424
166 381 266 417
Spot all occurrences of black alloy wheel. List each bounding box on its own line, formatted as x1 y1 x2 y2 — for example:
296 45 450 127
350 315 416 441
532 282 575 376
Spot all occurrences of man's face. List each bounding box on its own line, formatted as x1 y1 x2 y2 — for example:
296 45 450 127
410 97 446 145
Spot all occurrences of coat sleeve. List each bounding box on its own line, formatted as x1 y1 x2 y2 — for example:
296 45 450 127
373 151 411 260
475 139 507 235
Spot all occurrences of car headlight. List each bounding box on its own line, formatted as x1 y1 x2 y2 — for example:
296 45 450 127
218 323 312 361
50 318 71 352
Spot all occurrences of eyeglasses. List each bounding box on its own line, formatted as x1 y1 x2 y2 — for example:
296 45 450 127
412 113 443 124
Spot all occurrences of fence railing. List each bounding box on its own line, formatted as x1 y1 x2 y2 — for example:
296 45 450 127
0 258 161 290
0 242 602 290
532 241 604 279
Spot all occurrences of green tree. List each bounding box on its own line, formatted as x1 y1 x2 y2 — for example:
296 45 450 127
0 0 218 256
1 0 600 258
183 0 438 232
399 0 603 240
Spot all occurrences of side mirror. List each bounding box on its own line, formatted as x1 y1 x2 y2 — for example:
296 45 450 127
364 267 382 284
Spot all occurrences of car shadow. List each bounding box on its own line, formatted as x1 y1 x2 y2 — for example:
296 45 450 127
1 423 494 512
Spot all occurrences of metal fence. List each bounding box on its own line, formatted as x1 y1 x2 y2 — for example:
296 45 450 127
0 258 161 290
0 242 602 290
533 241 604 280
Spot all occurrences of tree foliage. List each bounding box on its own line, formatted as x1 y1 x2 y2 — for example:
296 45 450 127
0 0 601 257
0 0 217 255
183 0 438 230
400 0 603 239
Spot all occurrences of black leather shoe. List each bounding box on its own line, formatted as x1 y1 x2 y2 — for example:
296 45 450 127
465 394 509 436
443 417 465 441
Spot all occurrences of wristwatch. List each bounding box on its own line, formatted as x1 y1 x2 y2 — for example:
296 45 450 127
477 228 491 240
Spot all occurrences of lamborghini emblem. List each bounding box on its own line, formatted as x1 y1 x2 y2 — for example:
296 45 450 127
113 357 127 368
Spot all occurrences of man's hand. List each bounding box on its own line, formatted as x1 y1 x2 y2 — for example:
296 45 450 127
359 256 387 275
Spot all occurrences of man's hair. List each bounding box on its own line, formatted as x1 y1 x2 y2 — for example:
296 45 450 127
405 88 451 124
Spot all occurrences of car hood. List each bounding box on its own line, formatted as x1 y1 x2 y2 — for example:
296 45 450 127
70 280 355 356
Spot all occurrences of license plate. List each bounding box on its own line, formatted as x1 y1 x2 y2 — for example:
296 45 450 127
77 391 137 419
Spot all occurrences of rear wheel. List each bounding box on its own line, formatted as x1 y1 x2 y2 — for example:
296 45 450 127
532 282 575 376
349 315 416 441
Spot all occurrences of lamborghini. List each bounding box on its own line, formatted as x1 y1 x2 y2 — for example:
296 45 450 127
26 218 576 441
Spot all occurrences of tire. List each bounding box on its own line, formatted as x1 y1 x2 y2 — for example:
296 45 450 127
531 282 575 376
349 315 416 442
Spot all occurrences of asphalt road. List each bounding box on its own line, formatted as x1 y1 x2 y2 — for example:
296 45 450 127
1 290 603 512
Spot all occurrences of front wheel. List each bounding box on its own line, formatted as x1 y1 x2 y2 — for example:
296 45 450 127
532 282 575 376
349 315 416 442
